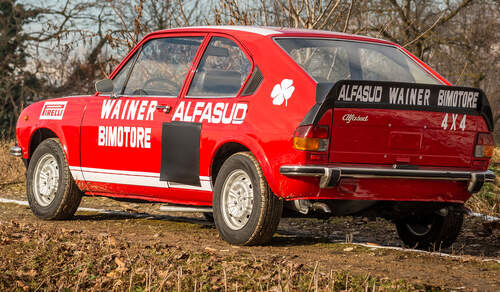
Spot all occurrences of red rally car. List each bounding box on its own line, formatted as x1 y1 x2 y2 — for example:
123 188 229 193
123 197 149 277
11 26 495 248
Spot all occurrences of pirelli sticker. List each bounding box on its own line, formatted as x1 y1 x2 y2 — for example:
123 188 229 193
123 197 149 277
332 80 484 113
40 101 67 120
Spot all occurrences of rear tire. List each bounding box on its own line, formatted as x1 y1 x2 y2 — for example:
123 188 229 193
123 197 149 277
213 152 282 245
26 138 82 220
395 206 464 250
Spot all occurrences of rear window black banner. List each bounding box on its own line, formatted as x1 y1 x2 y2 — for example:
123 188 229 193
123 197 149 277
304 80 493 131
331 80 484 113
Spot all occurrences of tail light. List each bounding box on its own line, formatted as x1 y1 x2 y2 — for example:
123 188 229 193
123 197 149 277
293 125 329 151
474 133 494 158
293 109 332 152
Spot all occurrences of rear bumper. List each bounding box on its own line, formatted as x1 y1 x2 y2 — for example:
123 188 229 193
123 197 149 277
280 165 496 193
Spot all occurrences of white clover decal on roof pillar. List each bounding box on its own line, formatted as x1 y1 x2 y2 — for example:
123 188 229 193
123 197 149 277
271 79 295 107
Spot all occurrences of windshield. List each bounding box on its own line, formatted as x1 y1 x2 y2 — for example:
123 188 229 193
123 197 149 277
275 38 440 85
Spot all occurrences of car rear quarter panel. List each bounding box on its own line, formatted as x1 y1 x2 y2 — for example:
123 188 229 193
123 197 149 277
229 36 318 196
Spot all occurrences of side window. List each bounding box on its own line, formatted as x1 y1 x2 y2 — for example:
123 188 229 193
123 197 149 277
188 37 251 97
123 37 203 96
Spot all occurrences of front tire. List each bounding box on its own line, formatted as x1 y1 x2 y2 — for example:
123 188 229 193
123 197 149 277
213 152 282 245
395 206 464 250
26 138 82 220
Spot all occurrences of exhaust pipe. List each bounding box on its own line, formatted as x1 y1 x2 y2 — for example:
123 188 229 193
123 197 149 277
292 200 331 215
311 202 331 213
435 208 449 217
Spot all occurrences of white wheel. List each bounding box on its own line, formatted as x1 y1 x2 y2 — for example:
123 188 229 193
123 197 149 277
221 169 254 230
213 152 282 245
32 153 60 207
26 138 82 220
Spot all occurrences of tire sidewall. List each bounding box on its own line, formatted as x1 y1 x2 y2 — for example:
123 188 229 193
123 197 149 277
213 153 264 245
396 209 464 249
396 215 444 246
26 139 72 219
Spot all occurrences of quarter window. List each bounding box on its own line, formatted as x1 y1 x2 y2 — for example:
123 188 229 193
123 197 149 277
123 37 203 96
188 37 251 97
112 53 135 95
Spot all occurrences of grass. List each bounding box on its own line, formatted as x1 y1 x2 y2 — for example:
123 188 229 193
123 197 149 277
0 139 25 188
467 147 500 216
0 220 438 291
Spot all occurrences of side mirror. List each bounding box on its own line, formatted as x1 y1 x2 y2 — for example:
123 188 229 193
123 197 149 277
95 79 114 93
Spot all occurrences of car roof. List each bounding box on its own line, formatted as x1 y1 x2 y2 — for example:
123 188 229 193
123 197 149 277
148 25 394 45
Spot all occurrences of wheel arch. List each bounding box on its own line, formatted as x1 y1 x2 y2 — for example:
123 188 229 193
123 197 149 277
28 126 72 166
210 139 277 194
210 142 249 185
28 128 58 162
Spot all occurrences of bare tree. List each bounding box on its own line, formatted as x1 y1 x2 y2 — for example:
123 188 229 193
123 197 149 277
212 0 353 31
361 0 474 59
6 0 499 139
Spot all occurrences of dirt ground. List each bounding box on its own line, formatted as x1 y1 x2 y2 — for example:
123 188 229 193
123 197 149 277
0 183 499 291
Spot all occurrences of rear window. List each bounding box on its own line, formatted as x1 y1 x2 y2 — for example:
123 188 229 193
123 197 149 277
275 38 440 85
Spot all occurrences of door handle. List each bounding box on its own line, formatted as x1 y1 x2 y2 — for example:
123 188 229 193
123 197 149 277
156 105 171 113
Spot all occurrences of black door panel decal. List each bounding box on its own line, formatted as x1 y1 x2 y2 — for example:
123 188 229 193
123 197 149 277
160 121 201 186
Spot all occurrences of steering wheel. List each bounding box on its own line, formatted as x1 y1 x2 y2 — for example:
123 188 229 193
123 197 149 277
142 77 179 96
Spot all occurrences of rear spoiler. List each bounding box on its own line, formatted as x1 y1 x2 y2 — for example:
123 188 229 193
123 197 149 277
301 80 494 132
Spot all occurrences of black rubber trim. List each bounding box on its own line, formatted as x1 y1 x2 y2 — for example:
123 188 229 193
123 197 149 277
315 82 334 103
485 172 496 182
241 66 264 96
301 80 494 131
328 169 341 187
300 103 321 127
280 166 325 176
469 173 485 193
160 121 201 186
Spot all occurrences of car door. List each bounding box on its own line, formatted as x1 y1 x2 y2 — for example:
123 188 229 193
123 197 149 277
163 35 254 202
80 34 206 199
